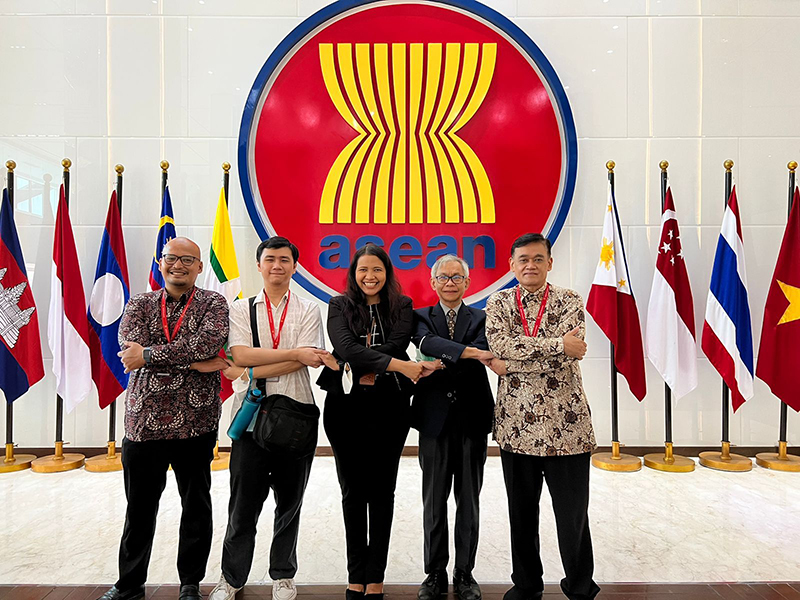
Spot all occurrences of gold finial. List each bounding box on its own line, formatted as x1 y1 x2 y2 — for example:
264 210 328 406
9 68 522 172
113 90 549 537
160 160 169 172
115 164 124 174
62 158 72 171
659 160 669 172
789 161 798 173
606 160 615 172
6 160 16 172
222 161 231 173
724 159 734 172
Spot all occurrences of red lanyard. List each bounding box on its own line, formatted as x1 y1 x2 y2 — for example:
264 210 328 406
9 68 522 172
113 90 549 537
516 284 549 337
266 290 291 350
161 288 196 343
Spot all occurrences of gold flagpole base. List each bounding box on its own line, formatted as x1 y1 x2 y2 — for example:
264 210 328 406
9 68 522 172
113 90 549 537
756 442 800 472
85 442 123 473
211 442 230 471
592 441 641 472
0 444 36 473
699 442 751 472
644 443 695 473
31 442 85 473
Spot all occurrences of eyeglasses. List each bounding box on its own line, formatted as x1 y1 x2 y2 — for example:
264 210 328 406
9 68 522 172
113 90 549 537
434 275 466 284
162 254 200 266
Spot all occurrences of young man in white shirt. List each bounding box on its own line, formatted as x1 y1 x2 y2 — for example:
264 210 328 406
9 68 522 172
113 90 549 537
209 237 329 600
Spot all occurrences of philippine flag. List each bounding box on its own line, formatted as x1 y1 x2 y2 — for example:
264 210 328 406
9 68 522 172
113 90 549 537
48 184 92 414
0 188 45 403
701 186 754 411
88 191 131 409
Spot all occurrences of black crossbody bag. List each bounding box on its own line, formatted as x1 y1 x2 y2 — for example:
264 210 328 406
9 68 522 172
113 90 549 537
248 296 319 458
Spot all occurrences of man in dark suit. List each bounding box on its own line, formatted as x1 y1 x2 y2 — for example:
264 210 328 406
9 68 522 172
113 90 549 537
411 254 496 600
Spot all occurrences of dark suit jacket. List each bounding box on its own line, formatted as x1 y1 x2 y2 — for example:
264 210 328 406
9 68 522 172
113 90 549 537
410 303 494 439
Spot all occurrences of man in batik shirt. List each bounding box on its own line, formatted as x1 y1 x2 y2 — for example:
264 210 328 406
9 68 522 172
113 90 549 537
485 233 599 600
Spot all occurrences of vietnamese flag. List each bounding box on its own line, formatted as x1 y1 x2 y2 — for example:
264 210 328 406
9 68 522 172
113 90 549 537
756 187 800 412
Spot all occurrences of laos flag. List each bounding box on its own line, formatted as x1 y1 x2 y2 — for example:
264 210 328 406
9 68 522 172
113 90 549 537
87 191 130 408
0 188 45 402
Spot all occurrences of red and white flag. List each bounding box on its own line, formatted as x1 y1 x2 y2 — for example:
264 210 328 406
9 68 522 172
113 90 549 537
48 184 92 413
646 188 697 399
586 182 647 400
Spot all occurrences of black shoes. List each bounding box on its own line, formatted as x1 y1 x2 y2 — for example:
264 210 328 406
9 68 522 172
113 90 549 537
453 569 482 600
417 570 448 600
502 585 543 600
345 590 365 600
95 587 145 600
179 584 202 600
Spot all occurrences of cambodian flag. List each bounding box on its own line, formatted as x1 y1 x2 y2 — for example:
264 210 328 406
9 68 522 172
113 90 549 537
0 188 44 402
87 191 130 409
148 186 176 291
701 186 754 411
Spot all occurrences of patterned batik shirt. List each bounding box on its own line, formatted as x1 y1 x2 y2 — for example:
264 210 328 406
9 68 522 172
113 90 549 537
485 283 597 457
118 286 230 442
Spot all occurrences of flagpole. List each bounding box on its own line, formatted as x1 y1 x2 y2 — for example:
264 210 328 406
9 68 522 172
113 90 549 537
85 164 126 473
31 158 85 473
756 160 800 472
591 160 642 472
643 161 695 473
211 161 232 472
699 159 752 472
161 160 169 197
1 160 38 473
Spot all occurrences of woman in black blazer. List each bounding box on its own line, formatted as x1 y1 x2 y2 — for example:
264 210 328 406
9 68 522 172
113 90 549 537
318 244 424 600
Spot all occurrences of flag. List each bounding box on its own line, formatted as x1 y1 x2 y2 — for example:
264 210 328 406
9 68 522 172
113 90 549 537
204 187 242 304
48 184 92 413
701 186 754 412
148 186 176 291
646 188 697 399
0 188 44 402
756 187 800 412
586 182 647 400
204 187 241 402
87 191 131 409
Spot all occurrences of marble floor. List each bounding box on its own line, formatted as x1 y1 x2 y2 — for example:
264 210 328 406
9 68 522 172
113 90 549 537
1 456 799 585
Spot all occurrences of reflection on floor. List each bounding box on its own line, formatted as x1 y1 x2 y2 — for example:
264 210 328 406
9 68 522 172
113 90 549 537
1 456 799 585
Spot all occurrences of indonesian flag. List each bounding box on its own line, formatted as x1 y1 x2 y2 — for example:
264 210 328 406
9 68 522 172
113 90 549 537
701 186 754 411
756 187 800 412
48 184 92 413
203 186 241 402
586 182 647 401
646 188 697 399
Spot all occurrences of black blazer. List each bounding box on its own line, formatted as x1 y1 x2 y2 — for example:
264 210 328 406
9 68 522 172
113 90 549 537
317 295 414 395
410 303 494 438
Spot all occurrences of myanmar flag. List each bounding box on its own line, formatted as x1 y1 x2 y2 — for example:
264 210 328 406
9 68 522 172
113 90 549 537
204 187 242 304
204 186 241 402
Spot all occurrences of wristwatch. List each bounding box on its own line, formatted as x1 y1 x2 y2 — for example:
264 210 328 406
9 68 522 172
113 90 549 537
142 347 152 364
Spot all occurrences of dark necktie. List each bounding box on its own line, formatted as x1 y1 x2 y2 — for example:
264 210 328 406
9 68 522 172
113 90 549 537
447 309 456 340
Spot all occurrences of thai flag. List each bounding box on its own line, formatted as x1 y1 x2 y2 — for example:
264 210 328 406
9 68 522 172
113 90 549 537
0 188 44 402
701 186 754 411
148 186 176 291
87 191 130 409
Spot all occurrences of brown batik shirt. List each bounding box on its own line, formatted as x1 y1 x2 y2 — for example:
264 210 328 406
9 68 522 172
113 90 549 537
119 285 230 442
485 283 596 457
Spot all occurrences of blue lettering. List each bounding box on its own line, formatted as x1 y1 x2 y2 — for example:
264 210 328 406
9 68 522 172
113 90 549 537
425 235 458 268
319 235 350 269
390 235 422 270
463 235 495 269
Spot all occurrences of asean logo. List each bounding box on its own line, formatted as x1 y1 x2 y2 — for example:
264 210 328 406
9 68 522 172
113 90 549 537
239 0 577 306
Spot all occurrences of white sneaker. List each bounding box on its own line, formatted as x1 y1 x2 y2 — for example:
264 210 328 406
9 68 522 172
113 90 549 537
208 575 241 600
272 578 297 600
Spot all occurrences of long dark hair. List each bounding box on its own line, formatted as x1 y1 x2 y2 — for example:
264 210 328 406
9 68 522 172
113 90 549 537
340 244 405 330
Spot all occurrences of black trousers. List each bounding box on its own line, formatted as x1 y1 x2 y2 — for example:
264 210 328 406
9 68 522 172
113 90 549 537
500 450 600 600
418 419 487 574
116 431 216 591
323 387 410 585
221 432 315 587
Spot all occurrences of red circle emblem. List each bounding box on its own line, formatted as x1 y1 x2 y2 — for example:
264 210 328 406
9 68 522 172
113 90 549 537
239 0 577 306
